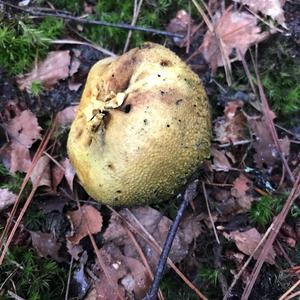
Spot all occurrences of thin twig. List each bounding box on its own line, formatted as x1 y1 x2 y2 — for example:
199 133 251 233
50 39 116 57
202 182 220 244
144 180 199 300
65 256 74 300
279 279 300 300
0 1 184 39
123 0 144 53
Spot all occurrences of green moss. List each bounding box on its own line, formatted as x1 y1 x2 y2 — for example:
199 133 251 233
0 17 64 75
261 56 300 117
84 0 192 52
0 248 66 300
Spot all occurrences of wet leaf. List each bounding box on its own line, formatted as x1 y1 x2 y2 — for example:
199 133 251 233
67 205 103 244
61 158 76 191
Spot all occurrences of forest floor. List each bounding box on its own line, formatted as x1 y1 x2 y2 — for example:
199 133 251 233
0 1 300 299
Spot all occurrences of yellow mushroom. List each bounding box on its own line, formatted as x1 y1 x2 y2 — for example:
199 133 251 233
67 42 211 206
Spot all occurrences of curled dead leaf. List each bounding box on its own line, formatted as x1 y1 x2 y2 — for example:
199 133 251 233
67 205 103 244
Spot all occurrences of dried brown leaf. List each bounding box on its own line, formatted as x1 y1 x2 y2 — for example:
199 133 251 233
5 110 41 148
30 155 51 189
2 110 41 173
17 51 71 91
0 188 17 211
224 228 276 264
30 231 64 262
234 0 286 26
61 158 75 191
214 100 248 144
56 106 77 128
199 9 266 71
231 173 253 211
249 117 290 168
67 205 103 244
211 148 232 171
104 207 202 271
166 10 197 46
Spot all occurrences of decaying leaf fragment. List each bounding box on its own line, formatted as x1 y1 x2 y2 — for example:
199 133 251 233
0 188 17 211
233 0 287 26
223 228 276 264
199 8 266 72
17 51 71 91
1 109 41 173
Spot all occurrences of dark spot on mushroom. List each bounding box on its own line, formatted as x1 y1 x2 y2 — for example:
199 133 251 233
116 190 122 194
160 59 172 67
112 74 115 77
18 128 23 134
176 99 183 105
160 91 165 96
178 119 181 122
157 74 161 77
107 163 115 171
167 124 170 128
193 104 197 108
144 119 148 125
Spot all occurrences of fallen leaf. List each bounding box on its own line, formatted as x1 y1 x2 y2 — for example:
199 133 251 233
1 110 41 173
223 228 276 264
30 155 51 189
0 189 17 211
17 51 71 91
199 8 266 72
248 117 290 168
56 106 77 128
5 110 41 148
231 173 253 211
61 158 76 191
67 205 103 244
214 100 248 144
166 10 197 46
104 207 203 271
211 148 232 171
51 163 65 192
234 0 286 26
66 240 83 261
30 231 64 262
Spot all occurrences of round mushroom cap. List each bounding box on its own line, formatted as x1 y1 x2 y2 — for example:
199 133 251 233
67 42 211 206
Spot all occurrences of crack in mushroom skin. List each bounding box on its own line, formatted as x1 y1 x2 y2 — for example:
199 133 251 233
67 42 211 206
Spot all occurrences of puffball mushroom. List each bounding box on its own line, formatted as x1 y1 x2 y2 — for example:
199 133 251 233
67 42 211 206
